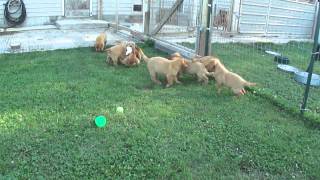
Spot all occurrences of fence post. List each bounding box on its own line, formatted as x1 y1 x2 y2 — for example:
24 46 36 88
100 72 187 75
98 0 103 20
301 1 320 114
264 0 271 36
115 0 119 32
144 0 151 35
196 0 212 56
231 0 241 32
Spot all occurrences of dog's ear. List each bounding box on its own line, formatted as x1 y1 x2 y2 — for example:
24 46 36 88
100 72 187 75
184 60 189 67
206 61 217 72
210 59 221 72
210 63 216 72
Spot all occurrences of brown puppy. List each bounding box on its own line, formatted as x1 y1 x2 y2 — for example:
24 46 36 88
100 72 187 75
95 33 107 52
134 46 142 60
105 43 126 65
167 52 184 78
121 45 141 66
192 56 221 72
170 53 214 85
212 61 256 96
140 49 188 88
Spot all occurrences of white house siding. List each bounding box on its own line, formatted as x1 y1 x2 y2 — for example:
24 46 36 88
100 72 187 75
0 0 5 26
92 0 98 15
215 0 232 13
0 0 63 27
0 0 316 39
239 0 317 38
103 0 135 15
239 1 269 33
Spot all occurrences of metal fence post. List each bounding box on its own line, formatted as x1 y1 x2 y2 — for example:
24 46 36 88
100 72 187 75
115 0 119 32
301 0 320 114
98 0 103 20
144 0 151 35
196 0 212 56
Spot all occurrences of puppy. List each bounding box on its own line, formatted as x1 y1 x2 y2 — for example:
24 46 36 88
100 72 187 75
134 46 142 60
212 60 256 96
140 49 188 88
192 56 221 72
169 53 214 85
105 43 126 65
121 45 141 66
95 33 107 52
167 52 184 78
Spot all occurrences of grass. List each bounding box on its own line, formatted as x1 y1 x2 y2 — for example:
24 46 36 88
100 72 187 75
0 44 320 179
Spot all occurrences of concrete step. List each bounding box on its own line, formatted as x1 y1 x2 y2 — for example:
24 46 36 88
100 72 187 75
0 28 126 54
56 19 110 30
0 25 57 33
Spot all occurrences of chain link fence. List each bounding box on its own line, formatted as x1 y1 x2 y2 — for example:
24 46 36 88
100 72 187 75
106 0 319 120
209 0 320 119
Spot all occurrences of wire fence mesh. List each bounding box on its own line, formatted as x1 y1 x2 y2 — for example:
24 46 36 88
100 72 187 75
105 0 319 119
148 0 201 52
208 0 320 119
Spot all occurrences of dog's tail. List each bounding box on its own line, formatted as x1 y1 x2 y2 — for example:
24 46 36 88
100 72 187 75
139 48 149 62
244 81 257 87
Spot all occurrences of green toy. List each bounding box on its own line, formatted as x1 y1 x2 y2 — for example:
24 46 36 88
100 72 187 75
95 115 107 128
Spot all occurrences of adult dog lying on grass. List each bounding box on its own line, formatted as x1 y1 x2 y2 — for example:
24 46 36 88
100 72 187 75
140 49 188 88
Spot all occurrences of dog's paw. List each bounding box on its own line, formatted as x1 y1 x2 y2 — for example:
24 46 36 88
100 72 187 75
165 84 172 88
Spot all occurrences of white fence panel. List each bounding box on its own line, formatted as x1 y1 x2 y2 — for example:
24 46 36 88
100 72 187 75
239 0 317 38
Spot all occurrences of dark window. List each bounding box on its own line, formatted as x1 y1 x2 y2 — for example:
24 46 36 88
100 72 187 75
133 4 142 12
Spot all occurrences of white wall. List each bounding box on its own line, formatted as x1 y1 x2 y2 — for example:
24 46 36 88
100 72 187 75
0 0 103 27
0 0 63 27
103 0 135 15
239 0 317 38
0 0 5 26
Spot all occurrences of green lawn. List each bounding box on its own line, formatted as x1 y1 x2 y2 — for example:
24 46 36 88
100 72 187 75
0 44 320 179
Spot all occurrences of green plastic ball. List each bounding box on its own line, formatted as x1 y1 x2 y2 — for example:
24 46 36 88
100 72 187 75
95 115 107 128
